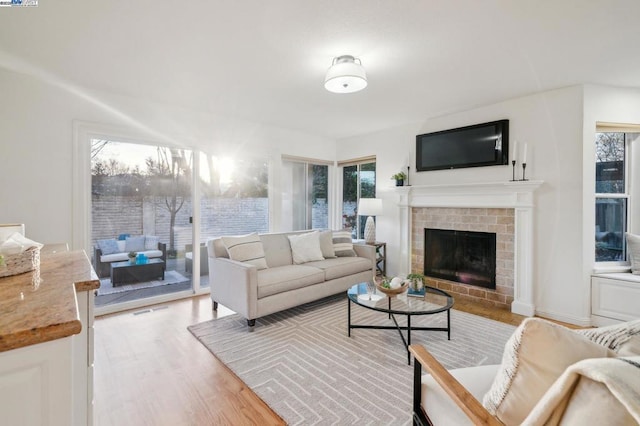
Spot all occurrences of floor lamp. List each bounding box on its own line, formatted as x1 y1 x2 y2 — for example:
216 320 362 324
358 198 383 244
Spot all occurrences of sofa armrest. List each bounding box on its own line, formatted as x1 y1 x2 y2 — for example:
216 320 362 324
353 244 376 279
158 242 167 262
209 257 258 320
409 345 501 426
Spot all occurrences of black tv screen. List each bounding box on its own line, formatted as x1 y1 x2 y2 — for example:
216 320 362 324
416 120 509 171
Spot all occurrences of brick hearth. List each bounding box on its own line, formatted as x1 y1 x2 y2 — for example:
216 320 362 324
411 207 514 309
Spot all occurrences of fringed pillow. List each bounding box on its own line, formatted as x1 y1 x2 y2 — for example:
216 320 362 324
482 318 614 425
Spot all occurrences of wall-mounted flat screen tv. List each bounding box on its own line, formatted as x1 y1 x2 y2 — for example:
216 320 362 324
416 119 509 171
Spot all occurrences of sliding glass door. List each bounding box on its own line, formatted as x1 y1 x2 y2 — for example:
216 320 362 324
91 140 194 307
281 158 329 231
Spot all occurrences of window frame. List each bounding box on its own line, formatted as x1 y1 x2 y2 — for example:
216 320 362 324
338 156 377 239
594 127 635 267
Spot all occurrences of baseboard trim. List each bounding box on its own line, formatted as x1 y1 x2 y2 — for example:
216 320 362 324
511 300 535 317
535 308 592 327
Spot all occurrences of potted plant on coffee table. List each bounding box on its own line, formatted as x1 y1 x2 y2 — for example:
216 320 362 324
391 171 407 186
406 272 426 297
127 251 137 264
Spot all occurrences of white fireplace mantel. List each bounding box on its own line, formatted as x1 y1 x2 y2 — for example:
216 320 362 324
396 180 544 317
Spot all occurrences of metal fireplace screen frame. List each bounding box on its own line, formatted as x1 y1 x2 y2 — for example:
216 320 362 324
423 228 496 290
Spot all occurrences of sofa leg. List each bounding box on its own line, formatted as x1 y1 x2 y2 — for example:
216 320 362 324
247 319 255 331
212 301 218 311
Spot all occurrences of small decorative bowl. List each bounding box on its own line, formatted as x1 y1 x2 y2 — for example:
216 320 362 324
374 276 409 296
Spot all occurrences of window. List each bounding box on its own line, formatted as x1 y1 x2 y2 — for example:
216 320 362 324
281 156 329 230
340 157 376 239
594 127 640 263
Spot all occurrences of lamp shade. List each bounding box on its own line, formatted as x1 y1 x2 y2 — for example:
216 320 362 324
358 198 383 216
324 55 367 94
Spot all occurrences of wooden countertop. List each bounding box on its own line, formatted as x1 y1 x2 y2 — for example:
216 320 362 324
0 249 100 352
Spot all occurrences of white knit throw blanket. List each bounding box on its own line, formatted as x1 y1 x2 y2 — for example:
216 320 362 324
523 356 640 425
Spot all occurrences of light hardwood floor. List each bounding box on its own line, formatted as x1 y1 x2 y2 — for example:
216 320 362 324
94 294 527 425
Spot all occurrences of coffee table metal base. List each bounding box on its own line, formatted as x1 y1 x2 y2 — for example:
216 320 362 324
348 296 451 365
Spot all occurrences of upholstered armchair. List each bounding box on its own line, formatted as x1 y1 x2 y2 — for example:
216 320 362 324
409 318 640 425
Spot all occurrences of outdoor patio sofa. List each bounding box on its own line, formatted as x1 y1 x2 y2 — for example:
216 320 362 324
93 236 167 278
207 230 376 329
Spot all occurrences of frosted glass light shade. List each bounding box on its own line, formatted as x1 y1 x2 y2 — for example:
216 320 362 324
324 55 367 94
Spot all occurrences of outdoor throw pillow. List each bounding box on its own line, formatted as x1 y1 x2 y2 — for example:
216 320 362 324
288 231 325 264
626 233 640 274
482 317 614 425
221 233 268 270
125 235 146 252
97 239 119 255
144 235 160 250
319 230 336 258
333 230 356 257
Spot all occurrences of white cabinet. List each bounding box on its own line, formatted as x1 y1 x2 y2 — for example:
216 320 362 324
73 289 95 426
0 337 74 426
592 274 640 325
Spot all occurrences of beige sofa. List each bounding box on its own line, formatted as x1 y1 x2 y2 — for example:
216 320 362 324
207 230 376 329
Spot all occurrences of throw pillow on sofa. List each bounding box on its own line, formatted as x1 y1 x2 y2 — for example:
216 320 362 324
333 230 356 257
626 233 640 274
482 317 614 425
144 235 160 250
97 239 119 255
288 231 325 264
576 318 640 355
221 233 268 270
125 235 146 252
319 230 336 258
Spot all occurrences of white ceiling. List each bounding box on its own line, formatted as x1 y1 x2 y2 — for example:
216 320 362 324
1 0 639 139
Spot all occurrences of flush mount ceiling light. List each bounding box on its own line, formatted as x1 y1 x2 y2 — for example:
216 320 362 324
324 55 367 94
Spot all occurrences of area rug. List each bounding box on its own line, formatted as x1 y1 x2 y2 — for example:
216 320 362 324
188 294 516 425
97 270 189 295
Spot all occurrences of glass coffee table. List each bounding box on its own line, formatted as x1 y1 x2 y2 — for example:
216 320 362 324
347 283 454 364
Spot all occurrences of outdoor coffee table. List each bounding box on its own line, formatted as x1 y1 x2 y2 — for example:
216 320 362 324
110 258 165 286
347 283 454 364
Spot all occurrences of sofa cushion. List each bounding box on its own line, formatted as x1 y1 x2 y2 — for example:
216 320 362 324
97 239 119 255
260 232 297 267
100 249 163 263
125 235 146 252
319 230 336 258
257 265 325 298
144 235 160 250
288 231 324 264
222 233 268 270
305 257 372 281
482 317 614 425
333 230 356 257
422 364 499 426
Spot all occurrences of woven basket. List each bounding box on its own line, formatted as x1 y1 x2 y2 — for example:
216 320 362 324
0 246 40 278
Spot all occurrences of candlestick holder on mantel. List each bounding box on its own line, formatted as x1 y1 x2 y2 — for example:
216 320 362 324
509 161 530 182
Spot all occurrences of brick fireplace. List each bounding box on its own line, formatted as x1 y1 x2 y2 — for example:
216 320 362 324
396 181 542 316
412 207 514 309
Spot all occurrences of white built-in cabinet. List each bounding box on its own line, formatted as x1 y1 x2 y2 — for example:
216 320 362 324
591 273 640 326
0 249 98 426
73 289 95 426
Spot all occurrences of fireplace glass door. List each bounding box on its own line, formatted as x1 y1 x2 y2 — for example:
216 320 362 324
424 228 496 289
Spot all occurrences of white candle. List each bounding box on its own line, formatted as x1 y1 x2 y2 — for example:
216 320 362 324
513 140 518 162
523 143 528 164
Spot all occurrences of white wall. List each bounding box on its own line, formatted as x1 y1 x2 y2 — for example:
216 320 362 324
337 86 592 324
0 69 336 245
